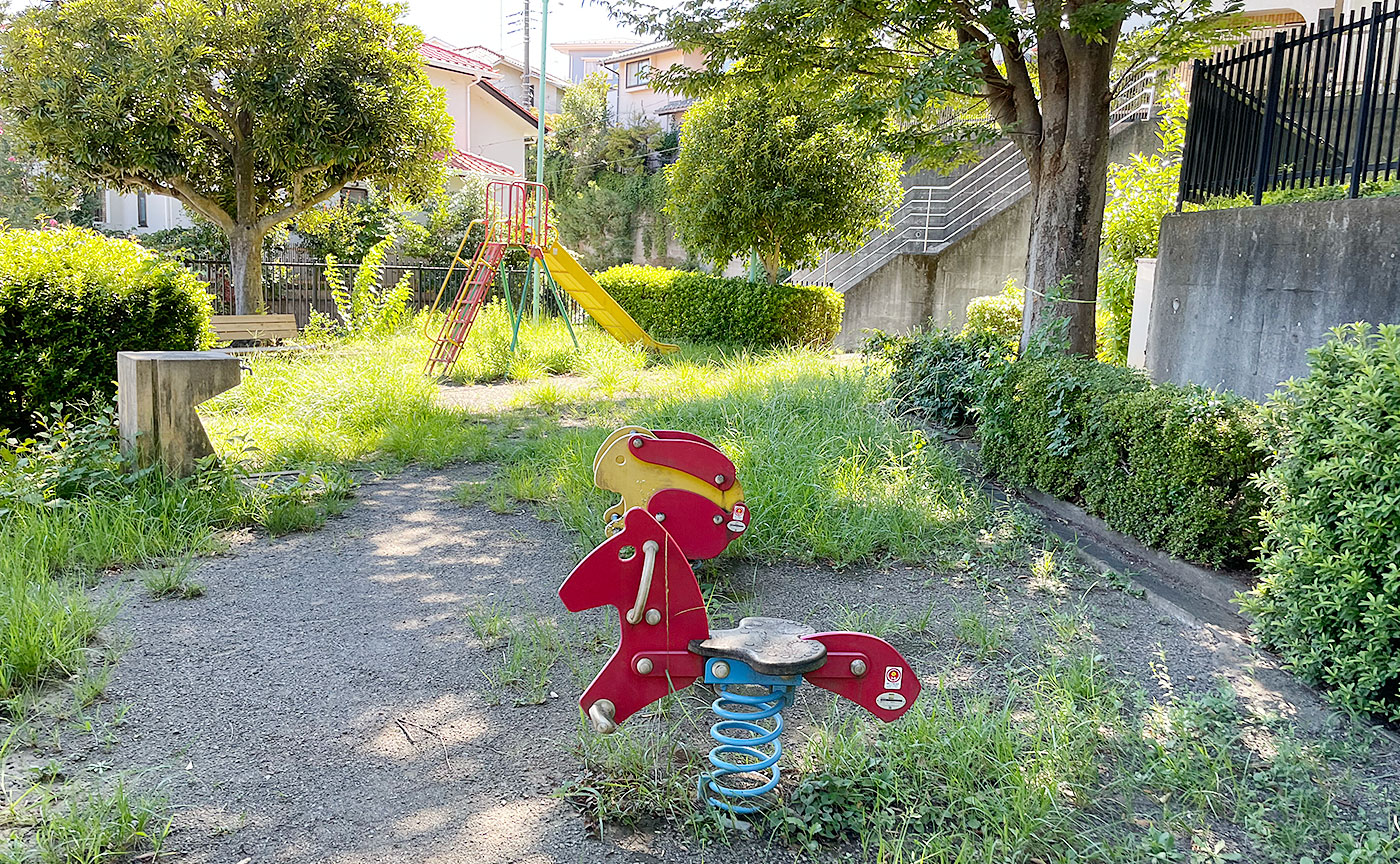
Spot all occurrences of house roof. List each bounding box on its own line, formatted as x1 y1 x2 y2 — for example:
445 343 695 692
418 41 497 77
655 98 695 115
449 150 519 177
602 39 675 64
457 45 573 90
476 79 551 132
553 39 645 55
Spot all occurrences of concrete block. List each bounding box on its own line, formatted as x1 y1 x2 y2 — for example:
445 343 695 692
1126 257 1158 370
1147 197 1400 401
117 351 241 476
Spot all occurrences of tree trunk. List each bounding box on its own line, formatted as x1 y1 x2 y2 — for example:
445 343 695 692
228 226 265 315
1017 38 1116 358
761 251 780 285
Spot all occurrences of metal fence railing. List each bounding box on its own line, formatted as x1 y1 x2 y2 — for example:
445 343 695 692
790 70 1158 293
187 260 585 328
1178 0 1400 205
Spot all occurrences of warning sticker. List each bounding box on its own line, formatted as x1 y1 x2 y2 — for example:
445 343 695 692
875 692 907 711
884 666 903 690
727 503 749 534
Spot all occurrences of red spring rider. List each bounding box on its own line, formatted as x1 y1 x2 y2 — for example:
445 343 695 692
559 427 922 813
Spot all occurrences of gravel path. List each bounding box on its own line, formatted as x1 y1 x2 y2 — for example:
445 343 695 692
107 467 621 864
100 463 1397 862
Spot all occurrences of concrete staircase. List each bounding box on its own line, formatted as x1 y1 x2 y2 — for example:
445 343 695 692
791 75 1159 293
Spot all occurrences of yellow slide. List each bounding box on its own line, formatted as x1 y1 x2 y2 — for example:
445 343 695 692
542 241 679 354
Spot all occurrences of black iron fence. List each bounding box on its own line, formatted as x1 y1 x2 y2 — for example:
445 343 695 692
1178 0 1400 205
186 260 585 327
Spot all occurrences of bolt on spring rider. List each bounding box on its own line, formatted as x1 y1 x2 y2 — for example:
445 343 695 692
559 427 922 813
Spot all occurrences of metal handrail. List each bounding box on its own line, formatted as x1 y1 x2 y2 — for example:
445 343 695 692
794 73 1158 292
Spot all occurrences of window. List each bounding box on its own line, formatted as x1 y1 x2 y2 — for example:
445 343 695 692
625 58 652 88
136 189 148 228
341 187 368 206
93 191 107 225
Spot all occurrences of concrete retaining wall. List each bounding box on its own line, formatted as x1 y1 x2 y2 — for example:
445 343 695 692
1145 197 1400 402
834 198 1030 349
835 118 1162 347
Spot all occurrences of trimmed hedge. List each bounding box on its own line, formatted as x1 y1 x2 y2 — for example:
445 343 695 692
1240 324 1400 721
594 265 843 348
0 227 213 434
976 354 1263 568
867 327 1013 428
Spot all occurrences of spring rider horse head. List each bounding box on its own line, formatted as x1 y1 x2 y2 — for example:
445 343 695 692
560 427 922 813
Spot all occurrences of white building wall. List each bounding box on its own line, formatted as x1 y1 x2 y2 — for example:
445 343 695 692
468 94 531 175
613 48 704 126
100 188 196 233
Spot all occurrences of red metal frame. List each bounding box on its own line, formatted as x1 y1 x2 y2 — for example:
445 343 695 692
424 180 552 374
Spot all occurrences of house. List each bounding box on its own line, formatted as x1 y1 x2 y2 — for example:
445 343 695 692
418 39 544 179
97 40 541 233
599 40 707 129
457 43 570 115
552 39 644 85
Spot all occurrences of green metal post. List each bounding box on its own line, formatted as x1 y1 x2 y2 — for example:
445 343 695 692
532 0 550 324
542 263 580 349
748 249 762 283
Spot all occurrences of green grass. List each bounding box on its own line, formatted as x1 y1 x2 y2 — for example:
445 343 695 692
0 771 171 864
201 324 491 469
442 301 649 385
0 476 238 704
142 558 205 600
491 349 994 565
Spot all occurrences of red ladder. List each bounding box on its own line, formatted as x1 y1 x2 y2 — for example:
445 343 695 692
423 241 507 375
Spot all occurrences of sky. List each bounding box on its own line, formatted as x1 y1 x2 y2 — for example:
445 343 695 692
411 0 643 79
6 0 646 82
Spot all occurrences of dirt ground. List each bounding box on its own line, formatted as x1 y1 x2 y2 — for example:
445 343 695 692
87 457 1397 863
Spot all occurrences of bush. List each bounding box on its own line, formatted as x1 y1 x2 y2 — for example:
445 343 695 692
977 353 1263 567
963 279 1023 342
593 264 842 347
0 227 212 433
1239 324 1400 721
866 327 1012 428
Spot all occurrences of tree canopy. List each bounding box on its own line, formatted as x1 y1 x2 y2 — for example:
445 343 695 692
0 0 453 312
633 0 1237 353
666 84 903 283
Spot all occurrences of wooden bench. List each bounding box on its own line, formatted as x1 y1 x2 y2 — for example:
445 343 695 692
211 314 299 344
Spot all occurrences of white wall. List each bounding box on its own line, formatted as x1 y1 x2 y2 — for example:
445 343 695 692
614 47 704 126
426 66 473 152
468 91 531 175
100 189 195 233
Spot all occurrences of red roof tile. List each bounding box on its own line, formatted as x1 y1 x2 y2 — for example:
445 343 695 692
418 41 495 75
448 150 519 177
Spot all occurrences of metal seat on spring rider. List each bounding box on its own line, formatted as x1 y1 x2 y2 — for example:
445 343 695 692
689 617 828 677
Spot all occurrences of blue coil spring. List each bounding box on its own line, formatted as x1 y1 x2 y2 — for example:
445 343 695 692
699 682 795 814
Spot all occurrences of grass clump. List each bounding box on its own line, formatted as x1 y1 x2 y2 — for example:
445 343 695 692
495 349 990 565
777 659 1400 863
0 771 170 863
201 318 491 469
141 558 205 600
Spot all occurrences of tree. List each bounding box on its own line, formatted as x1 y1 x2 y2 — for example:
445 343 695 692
542 70 673 269
664 84 902 283
635 0 1236 354
1098 87 1187 363
0 108 96 227
0 0 453 314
